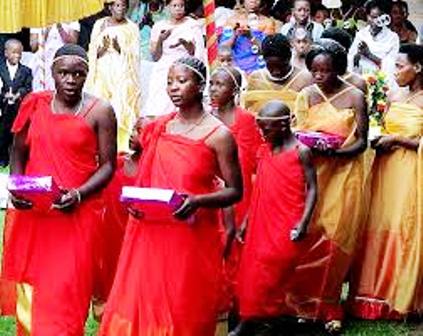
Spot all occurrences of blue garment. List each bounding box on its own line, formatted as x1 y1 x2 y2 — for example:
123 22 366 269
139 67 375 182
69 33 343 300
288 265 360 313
219 27 267 73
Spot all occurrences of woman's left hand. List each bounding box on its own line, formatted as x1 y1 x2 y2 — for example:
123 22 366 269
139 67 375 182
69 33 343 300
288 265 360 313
172 38 195 55
52 188 81 212
372 135 398 152
173 195 199 221
112 37 121 53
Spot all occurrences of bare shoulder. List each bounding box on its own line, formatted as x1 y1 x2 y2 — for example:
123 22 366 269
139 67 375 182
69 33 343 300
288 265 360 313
293 70 313 92
348 86 365 105
86 94 116 124
206 115 236 150
348 73 367 93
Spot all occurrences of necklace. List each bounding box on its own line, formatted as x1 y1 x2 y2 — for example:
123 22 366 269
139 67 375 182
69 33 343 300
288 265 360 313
51 92 85 116
173 112 209 135
266 66 295 83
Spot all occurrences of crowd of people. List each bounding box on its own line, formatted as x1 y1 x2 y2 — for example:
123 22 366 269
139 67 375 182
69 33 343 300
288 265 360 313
0 0 422 335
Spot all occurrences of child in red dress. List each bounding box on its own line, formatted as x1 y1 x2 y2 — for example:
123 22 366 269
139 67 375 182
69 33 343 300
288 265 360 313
233 100 317 335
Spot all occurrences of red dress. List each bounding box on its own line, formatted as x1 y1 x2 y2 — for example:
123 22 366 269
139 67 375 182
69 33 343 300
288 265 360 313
99 113 223 336
220 107 262 312
0 210 17 316
93 154 136 303
230 107 262 227
237 145 307 318
2 92 102 335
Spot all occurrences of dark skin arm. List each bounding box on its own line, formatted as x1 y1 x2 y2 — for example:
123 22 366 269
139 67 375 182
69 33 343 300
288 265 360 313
56 23 79 44
151 29 172 61
291 145 317 241
372 135 421 152
173 127 243 219
53 101 117 211
358 41 382 68
222 206 236 259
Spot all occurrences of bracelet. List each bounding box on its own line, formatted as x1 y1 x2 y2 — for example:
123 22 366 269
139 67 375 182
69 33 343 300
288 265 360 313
71 189 82 203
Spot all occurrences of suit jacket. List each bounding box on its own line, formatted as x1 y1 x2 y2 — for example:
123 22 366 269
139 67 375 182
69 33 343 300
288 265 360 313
0 61 33 112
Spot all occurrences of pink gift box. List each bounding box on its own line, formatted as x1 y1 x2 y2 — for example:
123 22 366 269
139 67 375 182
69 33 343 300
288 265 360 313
121 187 192 223
7 175 60 210
295 131 345 150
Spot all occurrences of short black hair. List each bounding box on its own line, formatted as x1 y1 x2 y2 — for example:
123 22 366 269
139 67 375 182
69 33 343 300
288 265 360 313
399 44 423 67
262 33 292 60
305 38 348 75
364 0 388 15
54 44 89 63
321 27 353 51
391 0 408 14
312 4 329 16
174 56 207 84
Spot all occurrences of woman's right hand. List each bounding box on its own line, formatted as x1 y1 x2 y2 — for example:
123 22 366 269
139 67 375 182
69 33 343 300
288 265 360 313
97 35 111 58
371 135 398 152
10 192 33 210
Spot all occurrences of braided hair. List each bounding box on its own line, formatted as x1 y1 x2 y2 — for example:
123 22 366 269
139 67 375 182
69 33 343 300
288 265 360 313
54 44 88 62
305 38 348 76
321 27 353 51
261 33 292 60
174 56 207 85
399 44 423 68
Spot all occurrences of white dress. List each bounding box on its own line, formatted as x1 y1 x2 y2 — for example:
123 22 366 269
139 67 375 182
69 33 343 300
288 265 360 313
142 17 205 117
30 22 80 91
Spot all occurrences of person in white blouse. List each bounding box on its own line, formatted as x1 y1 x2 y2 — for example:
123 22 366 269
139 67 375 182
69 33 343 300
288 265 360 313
29 22 80 91
348 0 399 85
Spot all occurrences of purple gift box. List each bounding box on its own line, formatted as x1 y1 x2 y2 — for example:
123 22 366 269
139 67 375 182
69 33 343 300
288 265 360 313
7 175 60 210
295 131 345 150
121 187 190 222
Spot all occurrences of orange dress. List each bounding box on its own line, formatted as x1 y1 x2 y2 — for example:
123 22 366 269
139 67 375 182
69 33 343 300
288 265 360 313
237 145 307 318
99 113 224 336
2 91 103 335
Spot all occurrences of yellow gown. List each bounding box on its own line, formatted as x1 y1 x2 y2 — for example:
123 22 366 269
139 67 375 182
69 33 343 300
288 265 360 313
281 86 372 321
241 68 302 115
349 100 423 318
85 17 141 151
0 0 103 33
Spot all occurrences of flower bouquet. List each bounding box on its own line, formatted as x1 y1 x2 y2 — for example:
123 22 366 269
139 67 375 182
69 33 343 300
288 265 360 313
364 71 388 140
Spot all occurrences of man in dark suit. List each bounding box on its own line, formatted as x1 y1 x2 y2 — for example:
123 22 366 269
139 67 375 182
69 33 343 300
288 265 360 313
0 39 32 167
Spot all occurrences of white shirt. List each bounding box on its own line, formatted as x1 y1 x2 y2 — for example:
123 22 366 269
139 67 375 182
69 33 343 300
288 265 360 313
280 18 324 42
6 61 18 81
348 26 400 86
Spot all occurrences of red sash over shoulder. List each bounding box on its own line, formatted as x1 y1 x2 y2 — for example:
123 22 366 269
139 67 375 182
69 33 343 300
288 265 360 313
100 113 223 336
237 146 307 318
2 91 102 335
230 107 262 226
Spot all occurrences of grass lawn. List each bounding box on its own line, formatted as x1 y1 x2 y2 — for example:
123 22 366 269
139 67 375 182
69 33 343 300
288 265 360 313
0 208 418 335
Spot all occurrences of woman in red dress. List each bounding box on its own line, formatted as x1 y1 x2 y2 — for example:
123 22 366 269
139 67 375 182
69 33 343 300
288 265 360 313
233 101 317 335
209 66 262 320
99 56 243 336
2 44 117 335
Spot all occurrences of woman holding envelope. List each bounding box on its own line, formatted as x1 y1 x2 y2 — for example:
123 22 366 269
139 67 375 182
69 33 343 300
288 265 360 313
99 56 243 336
2 44 117 336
